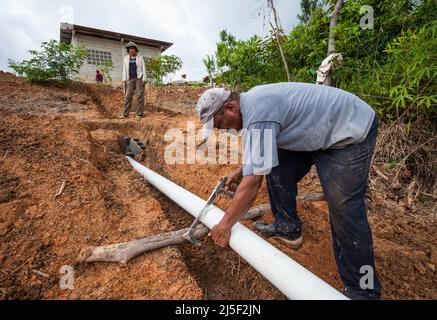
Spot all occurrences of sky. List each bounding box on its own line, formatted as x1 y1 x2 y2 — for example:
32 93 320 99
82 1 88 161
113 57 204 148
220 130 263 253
0 0 301 81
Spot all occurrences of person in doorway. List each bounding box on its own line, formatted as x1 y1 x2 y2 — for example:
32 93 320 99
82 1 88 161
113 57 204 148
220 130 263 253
120 42 146 120
196 83 382 300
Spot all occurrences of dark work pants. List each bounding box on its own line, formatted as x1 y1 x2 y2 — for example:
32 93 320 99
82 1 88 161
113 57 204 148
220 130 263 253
266 117 381 300
123 78 145 117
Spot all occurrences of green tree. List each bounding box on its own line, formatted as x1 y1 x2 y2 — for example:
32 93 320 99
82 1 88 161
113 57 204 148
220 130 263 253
8 40 87 83
202 55 216 87
144 55 183 85
215 30 273 90
209 0 436 121
297 0 323 23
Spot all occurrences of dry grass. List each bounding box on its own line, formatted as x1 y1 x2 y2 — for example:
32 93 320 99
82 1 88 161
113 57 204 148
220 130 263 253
374 118 436 193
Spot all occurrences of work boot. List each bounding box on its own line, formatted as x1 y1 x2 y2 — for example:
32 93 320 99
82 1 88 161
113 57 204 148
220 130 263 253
343 287 381 300
135 114 143 121
253 222 303 250
119 115 129 120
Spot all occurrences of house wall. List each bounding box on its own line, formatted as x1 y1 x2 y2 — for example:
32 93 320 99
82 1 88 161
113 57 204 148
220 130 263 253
72 33 162 84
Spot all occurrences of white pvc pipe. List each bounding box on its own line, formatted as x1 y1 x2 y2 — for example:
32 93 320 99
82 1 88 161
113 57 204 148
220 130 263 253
127 157 348 300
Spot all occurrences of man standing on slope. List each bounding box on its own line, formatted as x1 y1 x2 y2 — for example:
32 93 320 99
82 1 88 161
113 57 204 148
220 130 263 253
120 42 146 121
196 83 382 300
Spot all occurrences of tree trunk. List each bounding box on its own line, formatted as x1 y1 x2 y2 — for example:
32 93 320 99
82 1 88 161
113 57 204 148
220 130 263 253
77 225 210 264
209 72 214 88
324 0 344 86
267 0 291 82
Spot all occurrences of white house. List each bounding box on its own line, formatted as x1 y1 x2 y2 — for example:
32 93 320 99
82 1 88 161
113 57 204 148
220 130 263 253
60 23 173 83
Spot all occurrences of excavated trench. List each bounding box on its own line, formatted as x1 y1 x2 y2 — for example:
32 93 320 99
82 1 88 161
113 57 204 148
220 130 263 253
78 102 284 299
84 120 285 300
142 140 285 300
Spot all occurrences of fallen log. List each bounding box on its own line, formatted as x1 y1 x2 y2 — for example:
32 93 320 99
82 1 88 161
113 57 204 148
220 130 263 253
77 225 209 264
77 205 272 264
242 204 272 220
242 193 325 220
297 192 325 202
77 193 325 265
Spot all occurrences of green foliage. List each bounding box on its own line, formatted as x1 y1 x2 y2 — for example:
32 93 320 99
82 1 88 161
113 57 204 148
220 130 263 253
384 26 436 118
8 40 87 83
210 0 436 123
97 60 115 84
144 55 183 85
333 0 437 122
297 0 323 23
215 30 283 90
202 55 216 86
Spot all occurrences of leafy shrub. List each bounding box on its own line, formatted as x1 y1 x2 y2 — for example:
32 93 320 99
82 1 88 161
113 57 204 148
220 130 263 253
9 40 88 83
144 55 183 85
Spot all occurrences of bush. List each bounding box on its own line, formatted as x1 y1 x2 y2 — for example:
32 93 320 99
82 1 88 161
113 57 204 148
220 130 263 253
144 55 183 85
9 40 88 83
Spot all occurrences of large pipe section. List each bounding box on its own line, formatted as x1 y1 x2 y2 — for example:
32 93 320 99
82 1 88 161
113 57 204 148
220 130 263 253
127 157 348 300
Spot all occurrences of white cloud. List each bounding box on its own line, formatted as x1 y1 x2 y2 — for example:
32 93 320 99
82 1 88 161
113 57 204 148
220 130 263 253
0 0 301 81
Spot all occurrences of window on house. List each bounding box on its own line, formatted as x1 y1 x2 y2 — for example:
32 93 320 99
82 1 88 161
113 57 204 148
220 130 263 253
87 49 112 65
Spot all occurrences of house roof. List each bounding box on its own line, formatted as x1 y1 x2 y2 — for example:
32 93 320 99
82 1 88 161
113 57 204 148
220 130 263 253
60 23 173 52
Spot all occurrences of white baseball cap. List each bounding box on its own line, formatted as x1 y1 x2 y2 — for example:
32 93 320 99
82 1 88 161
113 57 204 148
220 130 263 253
195 88 231 141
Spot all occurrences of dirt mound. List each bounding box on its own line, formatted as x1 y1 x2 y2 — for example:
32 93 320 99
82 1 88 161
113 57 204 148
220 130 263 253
0 79 202 300
0 78 435 300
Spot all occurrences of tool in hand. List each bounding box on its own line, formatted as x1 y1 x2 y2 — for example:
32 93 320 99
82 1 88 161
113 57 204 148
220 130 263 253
221 190 235 199
183 176 228 247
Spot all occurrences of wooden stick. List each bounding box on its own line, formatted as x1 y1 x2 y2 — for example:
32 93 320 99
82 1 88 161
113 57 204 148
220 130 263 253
242 193 325 220
405 178 417 209
55 181 66 199
1 150 8 162
372 165 390 183
31 269 50 278
297 192 325 202
77 204 273 265
77 193 326 265
421 192 437 200
242 204 272 220
77 225 209 264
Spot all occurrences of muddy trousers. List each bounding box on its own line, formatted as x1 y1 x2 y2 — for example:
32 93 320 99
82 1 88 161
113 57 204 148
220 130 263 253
266 116 381 300
123 78 145 117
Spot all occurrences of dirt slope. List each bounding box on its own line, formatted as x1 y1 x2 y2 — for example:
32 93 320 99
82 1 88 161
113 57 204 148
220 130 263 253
0 76 435 300
0 78 201 299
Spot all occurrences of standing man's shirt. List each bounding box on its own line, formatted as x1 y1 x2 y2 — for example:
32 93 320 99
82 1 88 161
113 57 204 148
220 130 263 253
122 55 146 81
129 57 137 79
241 83 376 176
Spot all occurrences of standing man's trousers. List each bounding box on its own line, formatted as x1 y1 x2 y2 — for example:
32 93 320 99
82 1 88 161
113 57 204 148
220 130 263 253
123 78 145 117
266 116 381 300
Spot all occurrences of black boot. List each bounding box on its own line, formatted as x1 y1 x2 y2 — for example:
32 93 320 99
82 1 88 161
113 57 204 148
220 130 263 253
253 222 303 250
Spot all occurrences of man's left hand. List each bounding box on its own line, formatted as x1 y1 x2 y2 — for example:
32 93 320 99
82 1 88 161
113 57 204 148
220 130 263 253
209 221 232 248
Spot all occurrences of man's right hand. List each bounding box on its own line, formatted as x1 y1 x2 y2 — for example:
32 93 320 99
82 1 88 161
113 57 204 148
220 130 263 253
225 167 243 192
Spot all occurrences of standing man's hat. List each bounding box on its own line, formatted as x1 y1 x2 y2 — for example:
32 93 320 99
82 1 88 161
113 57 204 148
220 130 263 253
195 88 231 140
126 42 139 52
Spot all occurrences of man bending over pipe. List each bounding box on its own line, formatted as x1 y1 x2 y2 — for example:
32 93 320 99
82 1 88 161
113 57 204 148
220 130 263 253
195 83 381 300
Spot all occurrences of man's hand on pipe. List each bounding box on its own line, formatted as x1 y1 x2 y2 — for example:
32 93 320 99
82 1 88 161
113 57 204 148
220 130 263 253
210 174 263 248
224 167 243 192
